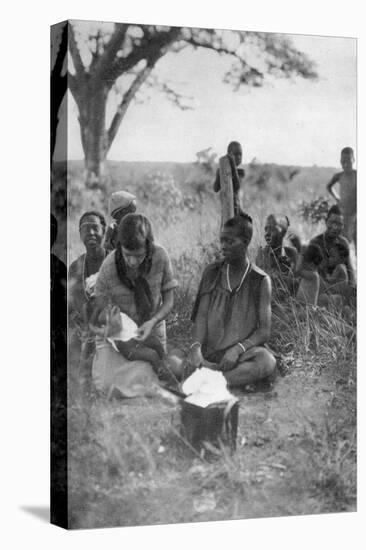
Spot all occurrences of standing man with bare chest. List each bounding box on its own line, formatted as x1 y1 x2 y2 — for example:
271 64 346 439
327 147 357 247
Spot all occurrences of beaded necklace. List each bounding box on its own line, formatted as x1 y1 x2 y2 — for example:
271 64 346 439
226 260 251 293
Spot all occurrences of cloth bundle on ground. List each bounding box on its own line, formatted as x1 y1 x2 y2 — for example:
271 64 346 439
92 341 159 398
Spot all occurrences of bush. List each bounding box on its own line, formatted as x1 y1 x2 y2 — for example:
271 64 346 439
299 196 330 224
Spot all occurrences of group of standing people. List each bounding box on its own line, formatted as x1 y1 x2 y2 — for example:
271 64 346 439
67 143 356 398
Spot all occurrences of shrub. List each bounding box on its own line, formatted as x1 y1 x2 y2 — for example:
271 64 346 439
299 196 330 224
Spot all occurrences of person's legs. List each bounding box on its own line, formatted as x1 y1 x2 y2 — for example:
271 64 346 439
142 333 165 359
115 340 161 369
223 346 276 387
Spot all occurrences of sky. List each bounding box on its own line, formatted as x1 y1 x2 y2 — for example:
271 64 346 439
59 28 356 167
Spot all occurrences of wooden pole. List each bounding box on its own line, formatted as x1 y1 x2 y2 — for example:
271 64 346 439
219 155 234 229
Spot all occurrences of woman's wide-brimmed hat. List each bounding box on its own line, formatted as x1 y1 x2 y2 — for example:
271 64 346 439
109 190 136 217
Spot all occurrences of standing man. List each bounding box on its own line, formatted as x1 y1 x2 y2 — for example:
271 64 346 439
326 147 357 247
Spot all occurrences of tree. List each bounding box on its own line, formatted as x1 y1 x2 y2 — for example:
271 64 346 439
67 22 318 186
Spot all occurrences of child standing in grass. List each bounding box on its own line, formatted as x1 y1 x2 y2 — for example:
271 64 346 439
213 141 245 215
326 147 357 247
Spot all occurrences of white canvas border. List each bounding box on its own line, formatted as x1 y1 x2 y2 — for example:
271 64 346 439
1 1 364 548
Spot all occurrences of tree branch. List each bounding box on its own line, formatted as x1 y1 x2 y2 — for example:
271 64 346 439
106 62 155 150
185 37 237 57
106 26 182 83
146 74 194 110
68 22 86 77
96 23 129 76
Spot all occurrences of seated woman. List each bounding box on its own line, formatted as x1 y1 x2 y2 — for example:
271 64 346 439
310 204 355 286
188 212 276 388
256 214 298 299
91 214 179 393
68 211 107 388
318 241 354 309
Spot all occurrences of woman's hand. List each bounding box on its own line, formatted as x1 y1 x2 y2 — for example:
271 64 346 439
88 322 106 336
220 345 242 372
136 319 156 341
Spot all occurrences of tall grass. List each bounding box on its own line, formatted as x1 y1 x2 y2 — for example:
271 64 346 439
61 159 335 265
61 159 356 528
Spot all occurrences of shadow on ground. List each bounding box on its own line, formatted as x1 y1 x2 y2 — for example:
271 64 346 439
20 506 49 523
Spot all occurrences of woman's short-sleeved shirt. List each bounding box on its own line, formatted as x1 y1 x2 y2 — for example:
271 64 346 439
94 244 178 324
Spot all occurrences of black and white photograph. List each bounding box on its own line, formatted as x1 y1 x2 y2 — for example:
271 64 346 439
5 2 365 546
50 17 357 530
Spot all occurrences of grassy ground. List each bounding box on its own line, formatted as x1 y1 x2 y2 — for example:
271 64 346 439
58 160 356 529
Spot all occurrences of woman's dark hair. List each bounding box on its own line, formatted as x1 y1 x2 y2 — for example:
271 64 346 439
326 204 342 220
79 211 106 231
118 213 155 253
303 243 323 266
224 212 253 244
331 242 349 262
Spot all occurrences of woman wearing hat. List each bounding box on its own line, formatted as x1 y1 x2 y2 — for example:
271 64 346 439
104 190 137 253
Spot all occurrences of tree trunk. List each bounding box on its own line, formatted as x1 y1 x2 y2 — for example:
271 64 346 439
77 82 110 188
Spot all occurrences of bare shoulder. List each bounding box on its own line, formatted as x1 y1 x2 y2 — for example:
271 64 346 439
68 254 85 277
338 235 351 249
330 171 342 183
284 245 298 262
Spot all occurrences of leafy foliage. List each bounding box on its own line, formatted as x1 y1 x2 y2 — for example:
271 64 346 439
299 196 331 224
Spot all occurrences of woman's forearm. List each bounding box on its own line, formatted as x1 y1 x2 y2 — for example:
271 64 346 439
192 313 207 345
151 289 174 325
191 293 210 345
240 327 269 350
